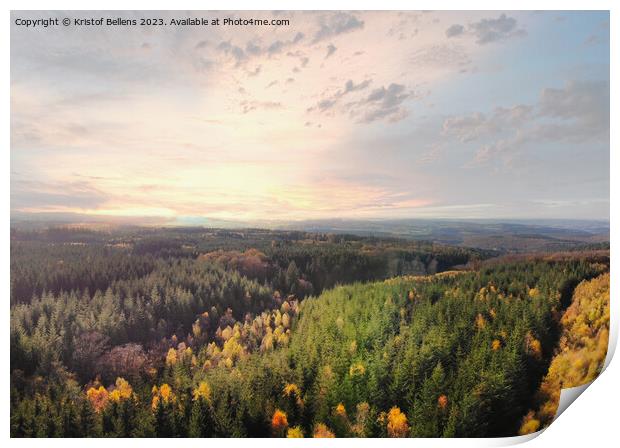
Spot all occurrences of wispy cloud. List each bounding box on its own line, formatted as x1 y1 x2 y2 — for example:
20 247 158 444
312 12 364 43
441 80 609 167
446 13 526 45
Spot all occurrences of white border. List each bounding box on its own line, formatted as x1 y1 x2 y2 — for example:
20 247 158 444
2 1 616 446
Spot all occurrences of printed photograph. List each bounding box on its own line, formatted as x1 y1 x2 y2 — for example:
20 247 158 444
9 10 610 438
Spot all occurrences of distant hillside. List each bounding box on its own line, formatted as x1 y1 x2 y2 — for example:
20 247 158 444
10 218 609 254
275 219 609 253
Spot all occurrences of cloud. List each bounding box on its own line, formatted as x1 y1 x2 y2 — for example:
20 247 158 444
309 79 410 123
12 180 109 211
247 65 261 77
443 105 532 142
313 12 364 43
245 41 262 56
364 84 408 107
217 32 305 65
469 14 526 44
410 44 471 69
316 99 336 111
446 14 526 45
266 32 305 55
344 79 371 94
445 80 609 166
266 40 285 55
443 112 488 142
445 24 465 38
217 40 247 64
472 140 511 164
308 78 372 113
355 83 411 123
325 43 337 59
286 51 310 72
239 100 283 114
535 80 610 142
539 80 609 125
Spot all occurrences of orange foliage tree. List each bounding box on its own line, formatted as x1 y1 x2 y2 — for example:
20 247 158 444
271 409 288 436
437 394 448 410
86 385 109 413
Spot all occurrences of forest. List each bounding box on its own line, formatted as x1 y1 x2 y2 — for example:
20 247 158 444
9 225 610 437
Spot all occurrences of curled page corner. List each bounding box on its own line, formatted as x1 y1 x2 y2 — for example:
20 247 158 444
486 383 592 447
543 363 605 433
486 381 600 446
553 382 593 422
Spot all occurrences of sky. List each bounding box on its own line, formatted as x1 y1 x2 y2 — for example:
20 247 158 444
10 11 610 224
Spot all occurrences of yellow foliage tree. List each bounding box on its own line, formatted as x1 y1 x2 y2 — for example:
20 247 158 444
283 383 300 398
221 325 233 341
192 319 202 338
109 377 133 403
335 403 347 418
165 348 177 366
519 411 541 435
387 406 409 438
192 382 211 402
286 426 304 438
525 332 542 360
183 347 193 362
349 362 366 377
261 332 274 353
222 336 245 363
152 383 176 410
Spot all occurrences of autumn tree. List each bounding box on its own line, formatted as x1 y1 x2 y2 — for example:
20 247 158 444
287 426 304 438
271 409 288 437
313 423 335 438
386 407 409 438
152 384 177 437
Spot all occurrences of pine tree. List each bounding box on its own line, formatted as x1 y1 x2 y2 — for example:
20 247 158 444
188 397 213 437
